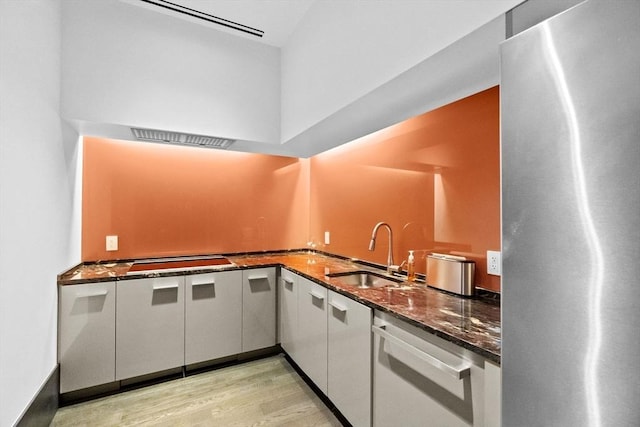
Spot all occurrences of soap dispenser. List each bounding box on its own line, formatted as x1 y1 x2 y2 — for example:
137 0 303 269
407 250 416 282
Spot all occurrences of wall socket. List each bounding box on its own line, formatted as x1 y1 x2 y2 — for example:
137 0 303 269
487 250 501 276
106 235 118 251
324 231 330 245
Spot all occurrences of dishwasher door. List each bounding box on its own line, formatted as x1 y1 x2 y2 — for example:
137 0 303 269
372 312 486 427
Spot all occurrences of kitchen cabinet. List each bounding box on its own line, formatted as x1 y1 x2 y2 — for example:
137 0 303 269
185 270 242 365
296 276 328 394
116 276 185 380
278 268 299 361
242 268 276 352
483 361 501 427
372 311 487 427
58 281 116 393
281 271 372 425
327 290 372 427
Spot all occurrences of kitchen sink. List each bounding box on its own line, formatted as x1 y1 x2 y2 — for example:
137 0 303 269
326 270 402 289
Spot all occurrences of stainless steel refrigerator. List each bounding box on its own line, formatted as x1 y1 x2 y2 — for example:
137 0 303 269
501 0 639 426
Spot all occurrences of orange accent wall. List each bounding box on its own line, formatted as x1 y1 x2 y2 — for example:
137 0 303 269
308 86 501 291
82 137 310 261
82 86 501 290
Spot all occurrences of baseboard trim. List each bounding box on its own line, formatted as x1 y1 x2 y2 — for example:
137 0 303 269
60 347 283 406
15 365 59 427
281 352 351 427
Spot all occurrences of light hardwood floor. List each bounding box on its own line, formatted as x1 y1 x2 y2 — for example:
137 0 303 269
51 355 344 426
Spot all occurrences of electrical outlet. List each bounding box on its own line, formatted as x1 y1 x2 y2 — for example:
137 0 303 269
487 250 501 276
106 235 118 251
324 231 330 245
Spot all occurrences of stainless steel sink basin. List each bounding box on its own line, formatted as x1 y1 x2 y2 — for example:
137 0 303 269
327 270 401 289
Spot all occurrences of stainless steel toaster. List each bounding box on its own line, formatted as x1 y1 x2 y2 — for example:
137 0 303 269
426 254 476 296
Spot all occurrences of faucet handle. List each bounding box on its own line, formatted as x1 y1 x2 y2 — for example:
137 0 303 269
388 264 403 274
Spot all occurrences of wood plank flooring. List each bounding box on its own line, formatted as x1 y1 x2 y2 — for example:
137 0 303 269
51 355 344 426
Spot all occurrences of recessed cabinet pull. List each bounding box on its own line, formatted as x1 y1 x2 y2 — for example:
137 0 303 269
328 301 348 312
152 284 179 290
192 281 215 287
248 275 268 281
283 278 294 285
76 290 108 298
308 290 325 300
372 325 471 380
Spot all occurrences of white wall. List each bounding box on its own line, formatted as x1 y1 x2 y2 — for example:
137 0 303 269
58 0 525 157
281 0 524 143
283 13 510 158
0 0 79 425
61 0 281 145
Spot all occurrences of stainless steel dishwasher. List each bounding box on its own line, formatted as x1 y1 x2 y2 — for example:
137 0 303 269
372 311 488 426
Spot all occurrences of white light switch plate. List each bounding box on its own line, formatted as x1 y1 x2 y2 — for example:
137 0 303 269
324 231 330 245
106 235 118 251
487 250 501 276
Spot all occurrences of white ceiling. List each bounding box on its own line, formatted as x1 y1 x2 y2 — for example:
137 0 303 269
120 0 316 47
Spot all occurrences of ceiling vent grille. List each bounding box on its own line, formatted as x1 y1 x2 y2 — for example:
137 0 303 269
131 128 235 149
138 0 264 38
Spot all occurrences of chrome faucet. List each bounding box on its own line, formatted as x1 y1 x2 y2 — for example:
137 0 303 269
368 222 395 273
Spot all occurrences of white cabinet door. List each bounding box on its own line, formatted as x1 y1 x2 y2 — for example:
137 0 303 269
58 281 116 393
279 268 299 360
327 290 372 427
484 361 501 427
116 276 185 380
296 276 328 394
185 270 242 365
242 268 276 352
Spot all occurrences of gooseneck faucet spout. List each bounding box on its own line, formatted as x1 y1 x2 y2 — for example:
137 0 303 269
369 222 394 273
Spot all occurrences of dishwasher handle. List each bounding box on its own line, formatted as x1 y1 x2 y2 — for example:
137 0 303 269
372 324 471 380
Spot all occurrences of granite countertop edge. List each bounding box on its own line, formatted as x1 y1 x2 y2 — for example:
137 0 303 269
58 250 501 364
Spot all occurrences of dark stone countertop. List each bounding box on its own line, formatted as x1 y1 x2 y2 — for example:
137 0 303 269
58 250 501 364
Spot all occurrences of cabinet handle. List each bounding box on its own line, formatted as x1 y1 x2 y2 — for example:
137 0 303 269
372 325 471 380
283 278 294 285
328 301 347 312
76 290 108 298
308 290 325 301
192 281 215 287
152 284 179 290
248 275 268 281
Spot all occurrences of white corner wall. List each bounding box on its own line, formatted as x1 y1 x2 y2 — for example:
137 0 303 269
281 0 524 144
61 0 281 145
0 0 80 425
